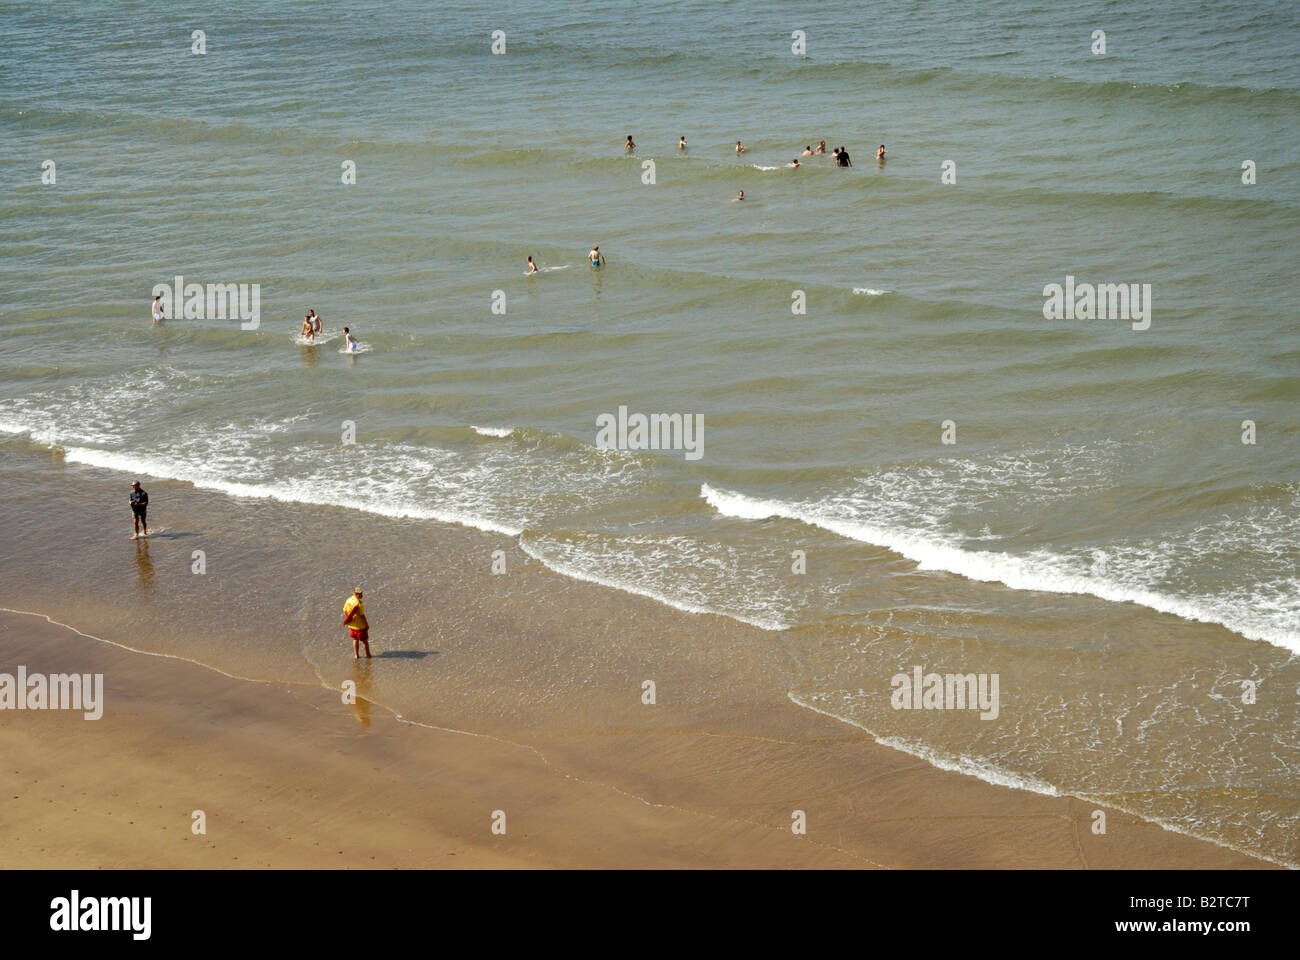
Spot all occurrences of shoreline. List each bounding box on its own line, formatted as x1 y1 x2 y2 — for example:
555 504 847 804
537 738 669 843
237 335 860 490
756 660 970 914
0 607 1268 869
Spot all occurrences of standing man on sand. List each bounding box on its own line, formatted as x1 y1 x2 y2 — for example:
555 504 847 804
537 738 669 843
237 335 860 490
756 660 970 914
129 481 149 539
343 587 371 659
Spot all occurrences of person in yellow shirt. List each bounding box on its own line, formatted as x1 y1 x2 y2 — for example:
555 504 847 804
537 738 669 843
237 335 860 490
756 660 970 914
342 588 371 659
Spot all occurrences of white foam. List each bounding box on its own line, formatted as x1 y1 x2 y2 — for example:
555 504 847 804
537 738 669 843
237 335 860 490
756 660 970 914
788 692 1061 796
293 330 342 346
518 536 787 632
471 426 515 438
16 391 655 544
750 164 781 171
61 445 524 536
852 287 890 295
0 368 195 447
702 483 1300 653
787 691 1291 868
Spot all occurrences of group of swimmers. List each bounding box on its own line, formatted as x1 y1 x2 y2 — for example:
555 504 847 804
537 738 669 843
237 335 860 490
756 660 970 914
296 309 360 351
526 245 604 274
147 298 361 352
788 140 885 168
299 309 323 339
525 135 891 267
624 134 884 164
621 134 885 202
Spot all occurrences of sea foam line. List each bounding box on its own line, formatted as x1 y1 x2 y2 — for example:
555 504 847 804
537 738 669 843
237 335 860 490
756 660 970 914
6 419 784 633
59 444 523 536
786 691 1288 868
701 483 1299 653
518 537 788 632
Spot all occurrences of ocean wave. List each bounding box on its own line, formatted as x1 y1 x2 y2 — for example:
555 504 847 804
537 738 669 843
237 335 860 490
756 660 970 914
0 368 199 447
702 482 1300 653
1 378 655 540
520 531 793 632
61 444 525 536
789 691 1061 796
786 691 1292 868
514 530 780 629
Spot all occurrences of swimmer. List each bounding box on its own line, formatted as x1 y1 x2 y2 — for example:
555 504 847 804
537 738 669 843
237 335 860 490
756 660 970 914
732 189 745 201
837 147 852 167
802 145 814 156
588 245 605 266
300 314 315 340
877 144 886 160
308 309 322 335
735 140 746 154
151 294 164 324
815 140 827 155
679 136 687 150
527 255 539 275
789 158 800 168
625 134 635 151
343 326 359 352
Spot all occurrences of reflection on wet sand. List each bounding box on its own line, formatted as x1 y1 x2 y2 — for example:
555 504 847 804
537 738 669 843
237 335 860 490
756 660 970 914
348 660 373 730
134 539 153 589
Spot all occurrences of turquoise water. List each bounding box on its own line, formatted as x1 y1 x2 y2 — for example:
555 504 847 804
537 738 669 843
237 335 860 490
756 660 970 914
2 1 1298 864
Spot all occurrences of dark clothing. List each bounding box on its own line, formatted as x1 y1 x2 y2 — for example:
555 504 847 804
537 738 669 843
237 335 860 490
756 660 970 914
837 152 852 167
130 488 148 517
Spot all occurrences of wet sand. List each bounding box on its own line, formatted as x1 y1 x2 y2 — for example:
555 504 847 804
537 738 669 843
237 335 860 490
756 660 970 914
0 606 1265 869
0 447 1271 868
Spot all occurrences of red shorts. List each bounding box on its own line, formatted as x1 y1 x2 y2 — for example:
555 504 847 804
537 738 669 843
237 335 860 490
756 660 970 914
349 628 368 641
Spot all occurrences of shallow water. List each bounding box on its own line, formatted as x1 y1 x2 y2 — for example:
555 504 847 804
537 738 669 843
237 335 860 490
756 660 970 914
2 0 1297 865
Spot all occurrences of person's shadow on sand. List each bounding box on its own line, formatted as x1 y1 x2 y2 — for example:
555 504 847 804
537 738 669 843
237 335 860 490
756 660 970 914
372 650 438 660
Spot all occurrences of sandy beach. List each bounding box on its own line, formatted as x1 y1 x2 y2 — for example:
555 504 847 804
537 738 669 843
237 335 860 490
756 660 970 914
0 451 1278 870
0 605 1265 869
3 1 1295 875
